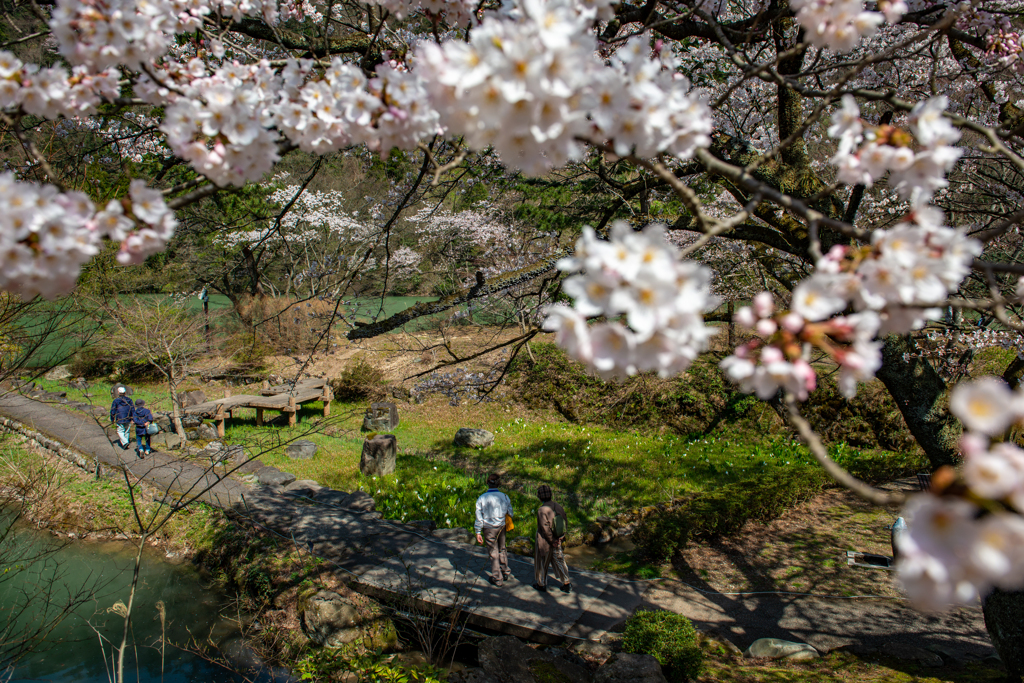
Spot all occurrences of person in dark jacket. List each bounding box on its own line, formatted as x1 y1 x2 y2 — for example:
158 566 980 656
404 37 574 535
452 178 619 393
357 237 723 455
533 484 571 593
109 387 134 450
132 399 154 458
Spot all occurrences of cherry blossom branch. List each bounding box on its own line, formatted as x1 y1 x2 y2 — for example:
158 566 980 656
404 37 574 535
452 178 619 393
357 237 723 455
785 392 907 506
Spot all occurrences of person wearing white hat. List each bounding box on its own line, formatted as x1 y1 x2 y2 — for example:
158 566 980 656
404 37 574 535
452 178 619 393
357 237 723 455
109 386 135 450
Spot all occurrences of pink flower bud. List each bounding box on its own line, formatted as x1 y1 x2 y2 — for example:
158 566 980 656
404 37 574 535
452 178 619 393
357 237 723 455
735 306 756 328
756 319 778 337
753 291 774 318
780 312 805 333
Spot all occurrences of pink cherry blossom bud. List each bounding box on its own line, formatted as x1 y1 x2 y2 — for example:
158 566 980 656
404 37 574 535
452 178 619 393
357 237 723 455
761 345 784 364
793 358 817 394
756 319 778 337
753 291 774 318
780 313 805 333
960 432 990 458
735 306 756 328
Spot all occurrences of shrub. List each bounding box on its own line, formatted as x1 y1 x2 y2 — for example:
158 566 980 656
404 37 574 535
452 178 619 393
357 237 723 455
622 610 703 682
331 358 387 402
632 467 830 562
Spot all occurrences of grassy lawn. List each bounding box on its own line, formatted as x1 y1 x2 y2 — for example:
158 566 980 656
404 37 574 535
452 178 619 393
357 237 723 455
699 650 1005 683
22 373 926 557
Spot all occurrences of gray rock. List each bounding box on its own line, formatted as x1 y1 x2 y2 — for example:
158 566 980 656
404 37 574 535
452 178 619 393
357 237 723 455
454 428 494 449
181 389 207 407
153 413 173 431
360 435 397 476
433 528 472 544
196 423 219 441
478 636 591 683
224 444 245 462
362 402 398 431
150 432 182 450
44 365 71 381
300 590 361 648
313 489 351 507
595 653 667 683
206 441 224 452
257 467 297 487
745 638 820 661
342 490 375 512
406 519 437 533
286 439 319 460
881 642 943 667
285 479 323 497
447 669 500 683
236 459 264 475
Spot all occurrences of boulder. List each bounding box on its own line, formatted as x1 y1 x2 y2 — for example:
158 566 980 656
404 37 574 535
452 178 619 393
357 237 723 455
478 636 591 683
285 479 323 497
342 491 375 512
407 519 437 534
286 439 319 460
44 365 71 381
181 389 207 407
224 444 245 462
153 413 173 431
454 428 494 448
360 434 397 477
984 587 1024 680
434 528 473 544
595 653 667 683
299 590 361 648
236 459 264 475
196 423 219 441
448 669 500 683
257 467 297 487
745 638 820 661
313 489 351 507
150 432 182 450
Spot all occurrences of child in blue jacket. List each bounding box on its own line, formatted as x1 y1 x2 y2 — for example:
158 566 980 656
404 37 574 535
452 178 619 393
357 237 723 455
132 399 155 458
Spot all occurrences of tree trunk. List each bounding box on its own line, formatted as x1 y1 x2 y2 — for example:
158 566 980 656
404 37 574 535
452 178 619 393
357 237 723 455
983 588 1024 681
875 335 962 469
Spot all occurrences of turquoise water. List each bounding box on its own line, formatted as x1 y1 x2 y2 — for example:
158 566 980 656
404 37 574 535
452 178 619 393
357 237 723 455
3 532 252 682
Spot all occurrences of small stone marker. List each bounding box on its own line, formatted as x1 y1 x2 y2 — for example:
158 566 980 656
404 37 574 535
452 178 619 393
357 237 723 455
453 428 494 448
360 434 397 476
286 439 319 460
362 401 398 431
744 638 819 661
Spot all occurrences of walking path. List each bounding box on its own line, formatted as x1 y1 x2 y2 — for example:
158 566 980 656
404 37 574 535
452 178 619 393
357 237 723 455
0 392 997 660
0 392 642 644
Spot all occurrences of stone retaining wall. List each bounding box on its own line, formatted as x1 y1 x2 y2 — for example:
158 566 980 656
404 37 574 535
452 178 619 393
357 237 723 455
0 416 99 474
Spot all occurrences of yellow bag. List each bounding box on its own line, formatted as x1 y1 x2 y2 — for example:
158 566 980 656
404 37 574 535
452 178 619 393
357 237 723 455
505 514 514 532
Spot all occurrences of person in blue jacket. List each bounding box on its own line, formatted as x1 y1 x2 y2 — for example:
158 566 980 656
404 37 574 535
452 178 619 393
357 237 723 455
109 387 134 450
132 399 154 458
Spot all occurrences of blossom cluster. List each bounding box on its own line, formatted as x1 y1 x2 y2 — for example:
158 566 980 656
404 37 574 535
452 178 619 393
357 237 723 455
987 28 1024 74
894 378 1024 610
0 52 119 119
790 0 904 52
543 221 717 380
0 176 175 299
830 95 962 208
416 7 711 174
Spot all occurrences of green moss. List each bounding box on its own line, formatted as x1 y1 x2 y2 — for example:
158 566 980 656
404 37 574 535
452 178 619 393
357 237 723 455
528 660 573 683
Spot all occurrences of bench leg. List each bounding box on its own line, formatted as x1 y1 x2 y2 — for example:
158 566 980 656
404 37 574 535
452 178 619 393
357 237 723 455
256 408 264 426
217 417 225 439
323 400 330 418
288 410 296 427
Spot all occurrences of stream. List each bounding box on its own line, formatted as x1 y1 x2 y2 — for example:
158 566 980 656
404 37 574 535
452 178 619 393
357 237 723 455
1 527 269 683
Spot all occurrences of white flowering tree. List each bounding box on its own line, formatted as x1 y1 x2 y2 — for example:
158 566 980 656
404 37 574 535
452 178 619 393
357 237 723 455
4 0 1024 666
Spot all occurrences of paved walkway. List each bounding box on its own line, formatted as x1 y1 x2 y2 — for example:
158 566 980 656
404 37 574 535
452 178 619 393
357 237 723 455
0 392 642 644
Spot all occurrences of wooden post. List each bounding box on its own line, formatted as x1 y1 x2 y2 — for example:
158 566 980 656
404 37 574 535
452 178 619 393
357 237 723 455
215 402 225 438
256 407 264 426
262 380 270 393
288 395 297 426
322 385 331 418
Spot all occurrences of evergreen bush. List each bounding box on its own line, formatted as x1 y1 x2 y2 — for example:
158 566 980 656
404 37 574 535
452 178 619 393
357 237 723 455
622 610 703 682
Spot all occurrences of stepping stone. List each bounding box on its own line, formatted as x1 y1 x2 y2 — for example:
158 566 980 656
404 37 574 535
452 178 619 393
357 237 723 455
745 638 819 661
312 489 351 507
285 479 323 497
286 439 319 460
256 467 296 487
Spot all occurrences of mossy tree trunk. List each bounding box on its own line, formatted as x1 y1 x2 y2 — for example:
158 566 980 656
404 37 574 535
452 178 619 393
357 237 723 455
983 588 1024 681
875 335 962 469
